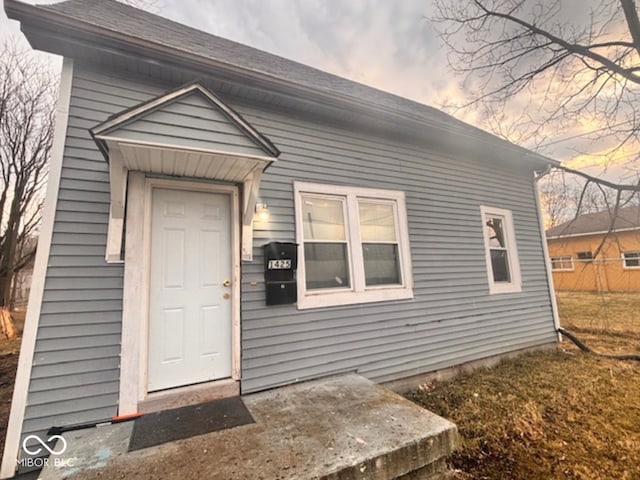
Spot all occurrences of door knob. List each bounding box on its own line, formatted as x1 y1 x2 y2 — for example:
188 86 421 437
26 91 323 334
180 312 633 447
223 279 231 287
222 292 230 300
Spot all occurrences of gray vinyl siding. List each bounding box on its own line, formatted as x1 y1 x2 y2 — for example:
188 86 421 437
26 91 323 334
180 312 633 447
18 67 162 450
108 92 268 157
21 60 556 443
240 109 557 391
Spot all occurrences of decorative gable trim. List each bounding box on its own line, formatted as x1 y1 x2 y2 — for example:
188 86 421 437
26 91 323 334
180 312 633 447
89 82 280 263
90 81 280 158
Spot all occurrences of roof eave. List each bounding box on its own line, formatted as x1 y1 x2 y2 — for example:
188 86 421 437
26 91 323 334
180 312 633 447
546 226 640 239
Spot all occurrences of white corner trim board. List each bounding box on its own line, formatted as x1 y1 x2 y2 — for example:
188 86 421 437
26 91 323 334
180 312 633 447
0 58 74 479
534 177 562 338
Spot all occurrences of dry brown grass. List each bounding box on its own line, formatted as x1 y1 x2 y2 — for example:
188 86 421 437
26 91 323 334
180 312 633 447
1 296 638 478
406 292 640 480
558 291 640 334
0 344 19 456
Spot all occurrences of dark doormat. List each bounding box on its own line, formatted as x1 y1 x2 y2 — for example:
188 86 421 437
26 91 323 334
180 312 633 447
128 396 254 451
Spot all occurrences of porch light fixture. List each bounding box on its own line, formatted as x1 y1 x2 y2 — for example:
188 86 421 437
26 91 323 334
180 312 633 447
255 202 270 222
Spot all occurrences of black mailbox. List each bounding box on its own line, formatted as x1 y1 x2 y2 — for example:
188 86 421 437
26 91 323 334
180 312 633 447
264 242 298 305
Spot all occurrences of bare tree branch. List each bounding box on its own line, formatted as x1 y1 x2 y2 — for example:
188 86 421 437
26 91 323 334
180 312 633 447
555 165 640 191
0 37 57 307
432 0 640 171
621 0 640 57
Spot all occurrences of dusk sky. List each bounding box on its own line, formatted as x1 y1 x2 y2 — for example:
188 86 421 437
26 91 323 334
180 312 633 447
2 0 639 183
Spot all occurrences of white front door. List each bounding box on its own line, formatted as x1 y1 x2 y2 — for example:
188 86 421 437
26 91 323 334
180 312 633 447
147 187 232 392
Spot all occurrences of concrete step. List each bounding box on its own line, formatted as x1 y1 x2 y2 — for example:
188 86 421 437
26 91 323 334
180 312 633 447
40 374 459 479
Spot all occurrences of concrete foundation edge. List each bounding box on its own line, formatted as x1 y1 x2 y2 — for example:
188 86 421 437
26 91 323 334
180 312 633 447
383 342 558 394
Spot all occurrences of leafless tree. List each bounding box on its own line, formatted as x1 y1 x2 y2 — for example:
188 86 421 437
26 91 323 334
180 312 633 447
431 0 640 286
0 39 57 309
538 171 575 228
538 169 632 227
431 0 640 175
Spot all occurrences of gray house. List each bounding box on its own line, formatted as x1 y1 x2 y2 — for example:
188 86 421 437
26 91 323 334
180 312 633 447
2 0 560 476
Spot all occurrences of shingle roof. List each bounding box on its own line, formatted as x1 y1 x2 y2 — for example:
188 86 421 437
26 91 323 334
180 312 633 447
546 205 640 238
5 0 556 167
38 0 455 124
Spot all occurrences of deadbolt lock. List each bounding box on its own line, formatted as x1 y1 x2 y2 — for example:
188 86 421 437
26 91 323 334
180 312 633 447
223 279 231 287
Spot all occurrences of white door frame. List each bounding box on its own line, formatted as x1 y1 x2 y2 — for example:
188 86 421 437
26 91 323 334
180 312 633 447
119 173 241 415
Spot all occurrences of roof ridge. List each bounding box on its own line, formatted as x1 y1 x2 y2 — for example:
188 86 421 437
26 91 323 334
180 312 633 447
546 204 640 237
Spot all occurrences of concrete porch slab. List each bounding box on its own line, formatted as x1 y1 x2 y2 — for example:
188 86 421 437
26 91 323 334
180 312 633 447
40 374 459 480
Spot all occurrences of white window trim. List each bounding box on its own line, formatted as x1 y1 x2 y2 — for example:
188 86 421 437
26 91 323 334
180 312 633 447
294 181 413 309
550 255 574 272
622 251 640 270
480 205 522 294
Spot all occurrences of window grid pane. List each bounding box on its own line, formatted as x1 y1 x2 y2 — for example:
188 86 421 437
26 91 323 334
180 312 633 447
485 214 512 283
358 202 397 242
301 195 351 290
490 249 511 282
358 200 402 287
304 243 351 290
362 243 401 286
485 215 506 248
624 252 640 267
302 196 346 241
551 256 573 270
577 251 593 260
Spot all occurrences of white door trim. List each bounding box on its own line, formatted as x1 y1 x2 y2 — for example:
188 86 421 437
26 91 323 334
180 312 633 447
119 175 241 415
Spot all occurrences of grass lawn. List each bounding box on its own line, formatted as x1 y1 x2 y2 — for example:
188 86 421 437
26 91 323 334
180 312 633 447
558 291 640 337
406 292 640 480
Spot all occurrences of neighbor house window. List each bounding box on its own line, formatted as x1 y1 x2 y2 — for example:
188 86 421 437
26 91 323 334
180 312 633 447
577 251 594 261
294 182 413 309
622 251 640 269
551 256 574 271
480 206 522 294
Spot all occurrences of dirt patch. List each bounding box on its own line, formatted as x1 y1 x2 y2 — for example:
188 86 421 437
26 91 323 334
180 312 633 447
0 341 20 457
0 310 26 460
406 292 640 480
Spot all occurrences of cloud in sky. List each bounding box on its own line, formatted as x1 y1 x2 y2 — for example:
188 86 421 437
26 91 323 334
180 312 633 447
1 0 638 182
159 0 639 182
161 0 451 106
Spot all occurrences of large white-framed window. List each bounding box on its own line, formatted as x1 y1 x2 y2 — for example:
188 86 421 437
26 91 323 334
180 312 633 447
550 255 574 271
294 181 413 309
480 205 522 294
622 251 640 269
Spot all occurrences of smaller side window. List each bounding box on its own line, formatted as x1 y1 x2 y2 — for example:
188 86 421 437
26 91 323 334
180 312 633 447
480 206 522 294
622 252 640 269
551 256 574 271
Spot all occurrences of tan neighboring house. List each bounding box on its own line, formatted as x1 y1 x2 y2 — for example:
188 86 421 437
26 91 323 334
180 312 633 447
546 205 640 292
